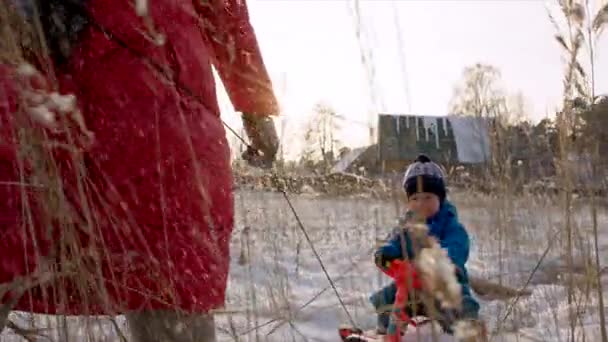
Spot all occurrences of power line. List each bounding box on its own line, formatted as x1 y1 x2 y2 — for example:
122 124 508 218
347 0 385 145
391 0 413 113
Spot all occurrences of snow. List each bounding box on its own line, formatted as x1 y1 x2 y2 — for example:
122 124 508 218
331 147 368 173
217 191 608 341
2 190 607 341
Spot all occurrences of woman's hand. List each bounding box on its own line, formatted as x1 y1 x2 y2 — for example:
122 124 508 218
241 113 278 169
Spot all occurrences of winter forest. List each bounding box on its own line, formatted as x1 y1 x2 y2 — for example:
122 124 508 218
0 0 608 342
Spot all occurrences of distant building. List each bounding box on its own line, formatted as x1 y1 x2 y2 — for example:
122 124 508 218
377 114 492 173
332 114 493 175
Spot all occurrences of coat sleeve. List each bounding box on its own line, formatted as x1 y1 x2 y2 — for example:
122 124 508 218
379 234 403 259
439 222 470 273
375 228 417 268
194 0 279 116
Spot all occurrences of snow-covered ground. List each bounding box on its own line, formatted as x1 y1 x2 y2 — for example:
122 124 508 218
216 190 608 342
3 190 608 341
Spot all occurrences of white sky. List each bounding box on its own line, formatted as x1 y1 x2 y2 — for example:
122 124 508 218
217 0 608 158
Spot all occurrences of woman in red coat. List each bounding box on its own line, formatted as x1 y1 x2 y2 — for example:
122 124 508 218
0 0 278 340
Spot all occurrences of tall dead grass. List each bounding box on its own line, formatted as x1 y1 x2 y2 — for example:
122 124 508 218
0 1 606 342
547 1 607 341
0 1 180 340
213 188 605 341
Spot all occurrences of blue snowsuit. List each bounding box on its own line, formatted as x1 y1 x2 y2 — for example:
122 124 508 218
370 200 480 332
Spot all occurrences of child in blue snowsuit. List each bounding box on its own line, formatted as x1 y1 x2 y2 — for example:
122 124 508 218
370 155 480 334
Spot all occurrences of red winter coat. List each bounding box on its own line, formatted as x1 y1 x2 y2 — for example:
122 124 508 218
0 0 277 314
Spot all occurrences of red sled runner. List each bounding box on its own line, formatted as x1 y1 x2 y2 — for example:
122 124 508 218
339 260 427 342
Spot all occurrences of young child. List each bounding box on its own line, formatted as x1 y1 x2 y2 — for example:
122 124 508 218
370 154 480 335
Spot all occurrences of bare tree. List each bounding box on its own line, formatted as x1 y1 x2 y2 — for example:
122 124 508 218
448 63 508 121
505 91 530 125
300 102 342 171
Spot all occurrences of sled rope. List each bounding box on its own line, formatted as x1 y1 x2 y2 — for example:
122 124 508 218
96 19 360 329
20 7 563 339
281 191 358 327
34 2 358 332
238 245 375 337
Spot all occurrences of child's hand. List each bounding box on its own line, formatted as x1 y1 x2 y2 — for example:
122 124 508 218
374 249 390 269
374 245 401 269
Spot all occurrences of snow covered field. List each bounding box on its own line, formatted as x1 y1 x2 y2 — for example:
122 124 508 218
3 189 608 341
217 190 608 342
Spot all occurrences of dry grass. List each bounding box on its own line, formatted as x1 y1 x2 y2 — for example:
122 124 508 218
0 183 605 341
0 1 607 341
546 1 608 341
0 1 188 340
212 189 607 341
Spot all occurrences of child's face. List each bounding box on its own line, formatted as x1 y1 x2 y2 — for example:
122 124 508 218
407 192 440 219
